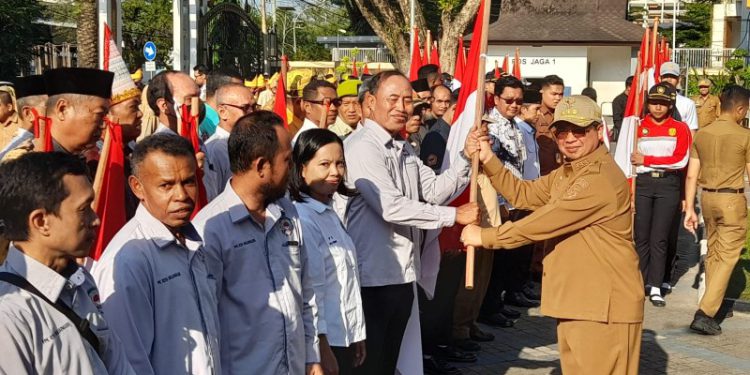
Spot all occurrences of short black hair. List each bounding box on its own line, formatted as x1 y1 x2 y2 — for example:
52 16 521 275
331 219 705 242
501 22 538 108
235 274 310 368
147 70 176 116
289 128 358 202
368 70 408 96
302 79 336 102
131 133 196 177
206 68 243 98
228 110 284 174
720 85 750 113
625 76 634 88
540 75 564 89
417 64 440 80
193 64 208 75
581 87 597 102
494 76 523 96
0 152 88 241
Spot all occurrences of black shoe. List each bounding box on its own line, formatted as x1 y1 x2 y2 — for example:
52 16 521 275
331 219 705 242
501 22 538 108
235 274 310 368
423 356 462 375
434 345 478 363
469 329 495 342
660 283 673 296
500 306 521 319
522 285 541 301
649 294 666 307
504 291 540 308
478 313 514 328
690 310 721 335
452 338 481 352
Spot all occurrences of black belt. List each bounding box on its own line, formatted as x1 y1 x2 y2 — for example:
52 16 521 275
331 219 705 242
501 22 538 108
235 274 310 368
640 170 679 178
703 188 745 194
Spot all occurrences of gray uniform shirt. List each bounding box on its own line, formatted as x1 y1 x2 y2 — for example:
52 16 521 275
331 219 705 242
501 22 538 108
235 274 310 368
192 182 320 375
0 246 135 375
91 205 221 375
339 119 471 287
203 126 231 202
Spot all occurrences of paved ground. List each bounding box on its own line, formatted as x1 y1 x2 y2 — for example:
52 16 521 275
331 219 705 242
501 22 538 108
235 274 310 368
455 226 750 374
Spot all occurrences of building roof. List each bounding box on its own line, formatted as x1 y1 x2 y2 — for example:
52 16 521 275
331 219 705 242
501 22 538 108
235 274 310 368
480 0 644 46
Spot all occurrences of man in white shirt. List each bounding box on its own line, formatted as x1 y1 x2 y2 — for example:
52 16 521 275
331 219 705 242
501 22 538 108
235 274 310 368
92 134 221 375
203 83 255 200
193 111 323 375
292 80 340 144
0 152 134 375
660 62 699 133
147 70 201 135
340 70 481 375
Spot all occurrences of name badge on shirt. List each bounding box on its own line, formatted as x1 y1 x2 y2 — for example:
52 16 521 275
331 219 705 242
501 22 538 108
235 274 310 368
279 217 298 247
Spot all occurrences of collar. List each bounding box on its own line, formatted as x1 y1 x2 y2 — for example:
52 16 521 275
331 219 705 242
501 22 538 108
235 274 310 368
214 125 231 139
716 113 739 125
223 180 286 235
3 245 84 302
514 117 535 132
541 104 554 116
564 146 608 174
302 117 319 130
157 122 177 135
300 193 330 214
133 204 202 251
363 118 395 146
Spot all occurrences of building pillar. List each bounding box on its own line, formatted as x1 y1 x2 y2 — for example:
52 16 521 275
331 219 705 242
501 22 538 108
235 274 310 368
173 0 200 72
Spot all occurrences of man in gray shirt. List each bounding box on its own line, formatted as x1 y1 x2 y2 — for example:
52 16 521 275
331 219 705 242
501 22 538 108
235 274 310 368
339 70 480 374
0 152 134 375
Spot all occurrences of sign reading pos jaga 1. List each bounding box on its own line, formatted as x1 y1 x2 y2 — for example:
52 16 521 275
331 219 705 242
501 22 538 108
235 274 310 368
143 41 157 62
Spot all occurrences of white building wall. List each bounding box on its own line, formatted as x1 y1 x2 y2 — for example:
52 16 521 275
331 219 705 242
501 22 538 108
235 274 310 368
487 45 633 116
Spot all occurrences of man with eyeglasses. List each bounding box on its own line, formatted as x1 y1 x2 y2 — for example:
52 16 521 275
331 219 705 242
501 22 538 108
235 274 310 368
292 80 339 144
204 83 256 201
461 95 644 375
691 78 721 129
479 75 537 330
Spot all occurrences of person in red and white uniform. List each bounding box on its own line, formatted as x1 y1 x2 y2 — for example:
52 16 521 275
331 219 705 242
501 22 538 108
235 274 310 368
630 83 692 307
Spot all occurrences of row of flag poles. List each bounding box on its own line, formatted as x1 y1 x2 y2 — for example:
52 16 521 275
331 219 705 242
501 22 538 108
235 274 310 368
614 18 672 181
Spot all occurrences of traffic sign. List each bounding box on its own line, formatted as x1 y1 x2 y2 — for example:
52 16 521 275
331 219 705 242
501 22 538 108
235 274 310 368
145 61 156 72
143 41 157 61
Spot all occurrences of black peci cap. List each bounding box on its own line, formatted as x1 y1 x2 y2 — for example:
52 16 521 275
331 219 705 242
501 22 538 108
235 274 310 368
411 78 430 93
13 75 47 99
43 68 114 99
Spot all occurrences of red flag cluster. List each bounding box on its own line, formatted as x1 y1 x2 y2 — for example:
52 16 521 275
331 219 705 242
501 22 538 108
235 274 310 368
273 55 289 129
409 28 442 81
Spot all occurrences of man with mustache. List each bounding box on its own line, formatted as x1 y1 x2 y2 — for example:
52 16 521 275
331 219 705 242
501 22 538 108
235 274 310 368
293 80 340 144
0 152 134 374
193 111 323 375
92 134 221 375
340 70 480 375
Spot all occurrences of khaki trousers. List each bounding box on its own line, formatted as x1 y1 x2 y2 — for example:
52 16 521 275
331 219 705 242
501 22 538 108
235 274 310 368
699 192 747 317
557 320 642 375
452 248 494 339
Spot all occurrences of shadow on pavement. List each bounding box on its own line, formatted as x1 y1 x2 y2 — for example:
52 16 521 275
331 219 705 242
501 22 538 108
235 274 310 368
639 329 668 375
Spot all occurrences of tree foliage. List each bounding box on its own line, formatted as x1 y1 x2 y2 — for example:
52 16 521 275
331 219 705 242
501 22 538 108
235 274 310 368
121 0 174 70
662 2 713 48
0 0 50 77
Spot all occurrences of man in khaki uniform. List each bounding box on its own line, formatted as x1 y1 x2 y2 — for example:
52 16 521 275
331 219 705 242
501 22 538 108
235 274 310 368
461 96 644 374
691 79 721 129
684 85 750 335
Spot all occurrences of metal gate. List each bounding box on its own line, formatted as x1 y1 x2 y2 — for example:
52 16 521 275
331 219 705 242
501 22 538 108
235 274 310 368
198 2 263 77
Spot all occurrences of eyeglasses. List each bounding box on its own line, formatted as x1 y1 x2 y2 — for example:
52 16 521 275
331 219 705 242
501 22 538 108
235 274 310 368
499 97 524 105
698 86 710 89
306 98 342 107
553 126 595 139
221 103 255 113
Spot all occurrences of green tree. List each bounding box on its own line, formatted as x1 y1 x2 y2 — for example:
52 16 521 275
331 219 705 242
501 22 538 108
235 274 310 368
0 0 50 77
122 0 173 70
662 2 713 48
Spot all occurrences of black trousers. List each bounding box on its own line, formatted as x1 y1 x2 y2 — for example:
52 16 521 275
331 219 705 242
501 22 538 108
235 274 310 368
331 345 355 375
419 252 464 355
356 283 414 375
481 209 533 315
634 173 681 288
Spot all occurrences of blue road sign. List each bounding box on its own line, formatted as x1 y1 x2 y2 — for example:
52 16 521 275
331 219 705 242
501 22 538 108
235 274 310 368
143 41 157 61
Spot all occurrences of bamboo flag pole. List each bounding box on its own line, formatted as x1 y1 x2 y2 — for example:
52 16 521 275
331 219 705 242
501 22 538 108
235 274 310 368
92 123 113 212
465 0 491 290
651 17 660 69
426 30 432 63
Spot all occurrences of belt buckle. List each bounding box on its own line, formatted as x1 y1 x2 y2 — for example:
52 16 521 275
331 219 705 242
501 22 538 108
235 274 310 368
650 171 661 178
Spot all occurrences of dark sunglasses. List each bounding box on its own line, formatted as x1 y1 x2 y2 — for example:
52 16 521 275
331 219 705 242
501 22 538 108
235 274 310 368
499 97 524 105
306 98 342 107
698 86 710 89
553 125 595 139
